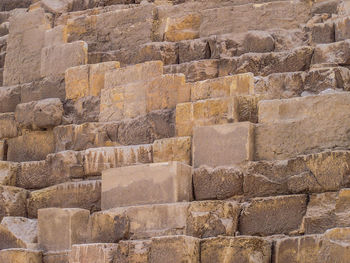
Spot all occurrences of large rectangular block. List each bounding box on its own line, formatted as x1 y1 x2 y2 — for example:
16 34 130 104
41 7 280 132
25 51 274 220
0 249 42 263
0 161 18 186
69 243 118 263
153 137 192 165
65 61 120 101
255 93 350 160
0 113 17 139
38 208 90 251
41 41 88 78
7 131 55 162
190 73 254 101
193 122 254 168
3 8 51 85
0 185 28 220
312 40 350 65
102 162 193 209
0 85 21 113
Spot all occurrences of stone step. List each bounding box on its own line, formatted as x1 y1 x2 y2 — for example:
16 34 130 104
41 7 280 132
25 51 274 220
0 185 28 220
312 39 350 65
0 249 42 263
101 162 193 209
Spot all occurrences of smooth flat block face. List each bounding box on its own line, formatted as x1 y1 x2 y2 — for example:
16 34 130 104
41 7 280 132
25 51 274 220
69 243 118 263
193 122 254 168
102 162 193 209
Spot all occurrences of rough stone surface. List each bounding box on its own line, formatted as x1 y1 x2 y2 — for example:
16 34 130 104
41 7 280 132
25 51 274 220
0 85 21 113
102 162 193 209
0 113 17 139
0 249 42 263
69 243 118 263
0 161 17 186
0 186 28 220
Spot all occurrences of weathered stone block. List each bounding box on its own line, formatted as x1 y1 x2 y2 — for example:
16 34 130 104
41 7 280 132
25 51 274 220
0 140 6 161
27 180 101 218
3 8 51 85
43 251 69 263
201 236 271 263
0 161 17 186
0 85 21 113
65 61 120 101
309 21 334 44
69 243 118 263
0 113 17 139
193 166 243 200
178 38 210 64
7 131 55 162
102 162 193 209
240 194 307 236
41 41 88 78
0 249 42 263
115 240 151 263
153 137 191 165
0 185 28 220
38 208 90 251
335 16 350 42
44 25 67 47
150 235 200 263
16 161 49 189
312 40 350 65
164 13 201 42
83 145 153 176
190 73 254 101
193 122 254 168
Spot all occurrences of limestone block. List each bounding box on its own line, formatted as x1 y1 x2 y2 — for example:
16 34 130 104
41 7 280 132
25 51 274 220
176 97 236 137
0 217 37 249
0 0 31 11
321 227 350 262
136 42 178 66
164 59 219 82
3 8 51 85
41 41 88 78
38 208 90 251
44 25 67 47
239 194 307 236
0 85 21 113
43 251 69 263
0 249 42 263
115 240 151 263
164 13 201 42
0 113 17 139
201 236 271 263
309 21 334 44
16 161 49 189
102 162 193 209
150 235 200 263
178 38 211 64
0 140 6 161
83 145 153 176
0 185 28 220
193 122 254 168
65 61 120 101
0 161 18 186
335 16 350 42
7 131 55 162
153 137 191 165
255 94 350 160
27 180 101 218
312 40 350 65
190 73 254 101
193 166 243 200
100 74 188 122
69 243 118 263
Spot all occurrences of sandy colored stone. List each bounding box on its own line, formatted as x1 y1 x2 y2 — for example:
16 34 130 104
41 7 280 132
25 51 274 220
0 85 21 113
7 131 55 162
65 61 120 101
193 166 243 200
193 122 254 168
69 243 118 263
0 113 17 139
0 185 28 220
0 161 18 186
41 41 88 78
201 236 271 263
0 249 42 263
38 208 90 251
44 25 67 47
150 235 200 263
1 217 37 245
83 145 153 176
16 161 49 189
102 162 193 209
239 194 307 236
312 40 350 65
27 180 101 218
114 240 151 263
43 251 69 263
153 137 191 165
164 13 201 42
0 140 6 161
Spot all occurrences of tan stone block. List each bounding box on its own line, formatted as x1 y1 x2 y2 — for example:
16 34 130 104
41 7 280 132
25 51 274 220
38 208 90 251
0 140 6 161
193 122 254 168
69 243 118 263
7 131 55 162
320 228 350 263
43 251 69 263
0 249 42 263
240 194 307 236
0 85 21 113
164 13 201 42
153 137 191 165
0 186 28 220
201 236 271 263
191 73 254 101
176 97 236 137
44 25 67 47
1 217 37 246
150 235 200 263
27 180 101 218
0 161 18 186
0 113 17 139
115 240 151 263
102 162 193 209
83 145 153 176
41 41 88 78
17 161 49 189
